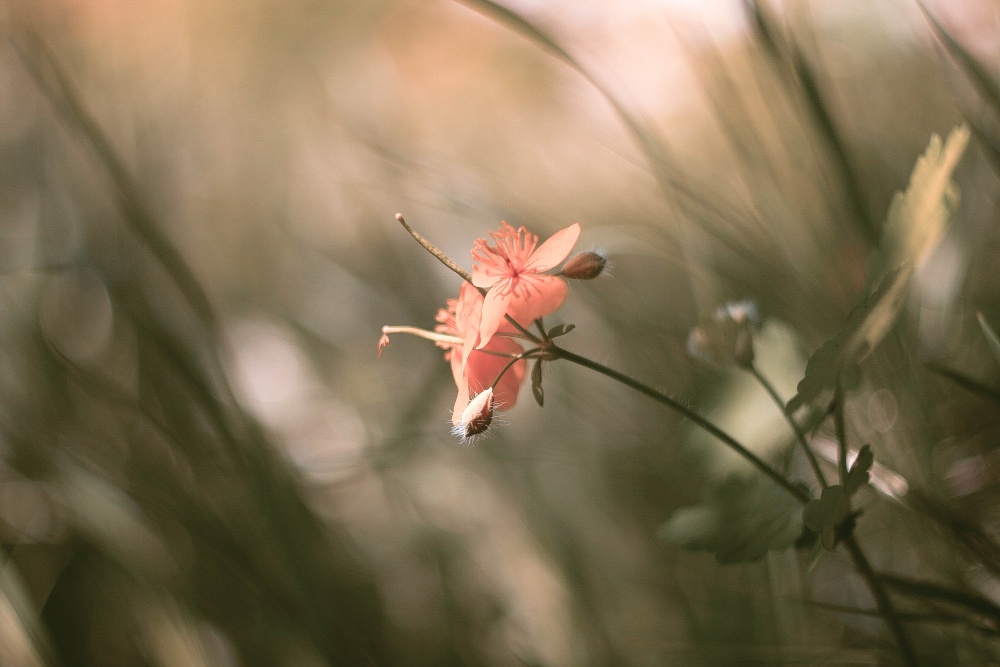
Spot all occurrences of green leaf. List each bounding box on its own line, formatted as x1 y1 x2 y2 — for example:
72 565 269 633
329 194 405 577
546 323 576 339
657 474 804 563
788 267 910 412
530 359 544 407
977 312 1000 369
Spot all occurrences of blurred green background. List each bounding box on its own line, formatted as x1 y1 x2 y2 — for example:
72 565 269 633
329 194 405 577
1 0 1000 664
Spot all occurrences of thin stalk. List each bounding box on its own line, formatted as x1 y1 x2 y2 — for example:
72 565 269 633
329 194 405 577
381 325 463 347
749 364 828 488
551 345 809 504
843 536 919 666
833 381 849 488
491 348 543 390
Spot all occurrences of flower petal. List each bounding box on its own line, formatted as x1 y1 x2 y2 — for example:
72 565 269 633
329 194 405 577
477 284 514 349
464 337 525 410
472 266 501 288
452 384 470 426
506 275 568 323
524 222 581 272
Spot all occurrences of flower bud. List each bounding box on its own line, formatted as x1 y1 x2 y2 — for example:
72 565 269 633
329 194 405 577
687 300 760 369
561 252 606 280
455 388 494 439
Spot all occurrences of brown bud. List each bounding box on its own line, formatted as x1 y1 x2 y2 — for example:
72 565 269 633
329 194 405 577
561 252 606 280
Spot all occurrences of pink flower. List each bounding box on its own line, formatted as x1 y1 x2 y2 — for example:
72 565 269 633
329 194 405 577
471 222 581 349
436 283 526 426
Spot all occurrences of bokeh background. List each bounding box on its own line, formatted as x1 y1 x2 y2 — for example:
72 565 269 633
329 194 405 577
2 0 1000 664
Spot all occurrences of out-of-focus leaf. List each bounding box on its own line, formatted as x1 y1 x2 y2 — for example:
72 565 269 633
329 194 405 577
530 359 544 407
790 127 968 412
977 312 1000 368
881 125 969 271
788 267 911 412
658 474 804 563
802 447 872 550
803 486 845 550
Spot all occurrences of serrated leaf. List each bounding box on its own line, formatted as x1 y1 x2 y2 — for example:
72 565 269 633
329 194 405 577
546 323 576 339
882 125 969 272
977 312 1000 369
657 474 804 563
530 359 544 407
788 267 911 412
845 445 873 497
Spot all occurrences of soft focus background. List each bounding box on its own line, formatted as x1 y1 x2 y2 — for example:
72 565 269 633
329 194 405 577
1 0 1000 664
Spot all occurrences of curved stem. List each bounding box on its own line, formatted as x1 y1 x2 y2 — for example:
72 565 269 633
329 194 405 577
491 348 542 389
551 345 809 504
749 364 828 488
843 536 919 666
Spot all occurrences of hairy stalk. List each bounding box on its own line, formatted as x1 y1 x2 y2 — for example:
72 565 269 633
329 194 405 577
843 536 919 666
550 345 809 504
749 364 828 488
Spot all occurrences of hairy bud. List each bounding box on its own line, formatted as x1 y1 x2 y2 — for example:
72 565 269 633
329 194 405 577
454 388 494 439
561 252 607 280
687 300 760 369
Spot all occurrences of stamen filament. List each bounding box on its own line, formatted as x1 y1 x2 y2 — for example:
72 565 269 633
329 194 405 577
381 325 462 346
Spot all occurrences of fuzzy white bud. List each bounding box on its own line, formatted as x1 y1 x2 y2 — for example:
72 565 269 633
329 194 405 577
454 388 494 439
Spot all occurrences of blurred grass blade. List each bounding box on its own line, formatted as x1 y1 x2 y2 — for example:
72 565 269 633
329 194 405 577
11 30 217 332
925 362 1000 404
789 43 878 245
977 312 1000 368
920 4 1000 120
0 554 57 667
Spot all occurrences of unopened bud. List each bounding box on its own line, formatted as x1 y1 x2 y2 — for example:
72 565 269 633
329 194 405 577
562 252 606 280
455 388 494 439
687 300 760 368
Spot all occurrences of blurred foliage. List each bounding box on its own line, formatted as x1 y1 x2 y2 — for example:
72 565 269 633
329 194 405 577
0 0 999 665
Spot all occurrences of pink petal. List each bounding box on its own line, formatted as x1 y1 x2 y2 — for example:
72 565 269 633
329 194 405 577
524 222 581 272
472 266 502 288
464 338 526 411
476 285 514 349
506 275 569 323
452 384 470 425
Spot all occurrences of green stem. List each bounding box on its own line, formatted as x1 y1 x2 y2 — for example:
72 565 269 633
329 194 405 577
749 364 829 488
843 536 919 667
491 348 542 390
551 345 809 504
833 381 849 488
